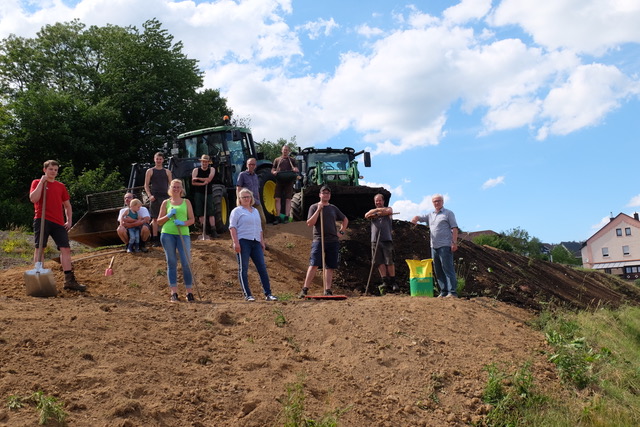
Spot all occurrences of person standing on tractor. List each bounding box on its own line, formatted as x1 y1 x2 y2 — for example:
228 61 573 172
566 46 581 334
365 193 397 294
144 152 172 247
236 158 267 231
299 185 348 297
411 194 459 298
271 145 298 224
191 154 217 239
117 192 151 252
29 160 86 292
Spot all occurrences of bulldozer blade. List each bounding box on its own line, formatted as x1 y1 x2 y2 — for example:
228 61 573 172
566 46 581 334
24 266 58 298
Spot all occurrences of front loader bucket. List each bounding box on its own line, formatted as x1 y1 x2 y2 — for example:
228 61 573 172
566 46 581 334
296 185 391 220
69 209 121 248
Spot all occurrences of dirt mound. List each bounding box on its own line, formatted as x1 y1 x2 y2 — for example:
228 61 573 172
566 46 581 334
1 220 639 426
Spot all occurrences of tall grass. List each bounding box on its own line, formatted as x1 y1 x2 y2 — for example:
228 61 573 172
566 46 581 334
487 305 640 426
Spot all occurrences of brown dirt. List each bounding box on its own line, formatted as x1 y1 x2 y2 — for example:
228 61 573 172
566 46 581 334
1 220 639 426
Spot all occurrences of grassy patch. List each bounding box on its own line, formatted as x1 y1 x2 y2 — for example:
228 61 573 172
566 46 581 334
278 374 349 427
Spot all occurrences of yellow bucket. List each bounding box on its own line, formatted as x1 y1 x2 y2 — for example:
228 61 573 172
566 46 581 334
405 259 434 297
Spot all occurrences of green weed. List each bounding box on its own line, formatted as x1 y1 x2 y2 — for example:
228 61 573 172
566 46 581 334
278 375 348 427
7 394 24 410
286 336 300 352
31 391 67 425
277 292 295 302
482 363 547 426
274 308 287 327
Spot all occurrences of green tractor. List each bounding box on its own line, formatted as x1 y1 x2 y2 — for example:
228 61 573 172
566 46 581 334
290 147 391 221
69 120 275 247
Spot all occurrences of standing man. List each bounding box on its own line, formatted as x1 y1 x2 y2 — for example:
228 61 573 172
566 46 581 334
411 194 459 298
144 152 172 246
299 185 348 297
364 193 396 294
29 160 86 291
271 145 298 224
117 192 151 252
192 154 217 238
236 158 267 231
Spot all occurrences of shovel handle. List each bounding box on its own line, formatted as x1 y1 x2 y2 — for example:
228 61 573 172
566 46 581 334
108 256 115 269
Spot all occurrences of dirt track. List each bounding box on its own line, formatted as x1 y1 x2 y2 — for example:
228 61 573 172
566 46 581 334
1 220 638 426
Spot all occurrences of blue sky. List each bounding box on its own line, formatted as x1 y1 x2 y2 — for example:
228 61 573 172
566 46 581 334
3 0 640 243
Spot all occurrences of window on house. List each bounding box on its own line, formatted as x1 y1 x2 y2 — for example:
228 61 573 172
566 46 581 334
625 266 639 273
602 247 609 257
623 245 630 256
625 227 631 236
616 228 622 236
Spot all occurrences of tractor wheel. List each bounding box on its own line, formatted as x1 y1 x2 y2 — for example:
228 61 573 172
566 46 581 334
211 184 229 234
290 192 304 221
257 168 277 223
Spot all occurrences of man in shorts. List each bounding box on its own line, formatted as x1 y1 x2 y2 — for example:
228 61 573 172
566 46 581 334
192 154 217 238
117 192 151 252
29 160 86 291
298 185 348 297
365 193 396 294
271 145 298 224
144 152 172 246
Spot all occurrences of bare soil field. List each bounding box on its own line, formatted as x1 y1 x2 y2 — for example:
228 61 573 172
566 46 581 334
1 220 639 426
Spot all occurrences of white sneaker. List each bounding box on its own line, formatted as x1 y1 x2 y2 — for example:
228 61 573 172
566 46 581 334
265 295 278 301
245 295 256 302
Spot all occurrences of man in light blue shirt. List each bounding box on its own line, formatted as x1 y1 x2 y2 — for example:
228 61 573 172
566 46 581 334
411 194 459 297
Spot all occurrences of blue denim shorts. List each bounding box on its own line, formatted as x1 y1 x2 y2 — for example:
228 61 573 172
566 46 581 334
309 241 340 269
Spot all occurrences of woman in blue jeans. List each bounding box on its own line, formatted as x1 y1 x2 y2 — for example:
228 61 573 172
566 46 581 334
158 179 196 302
229 188 278 302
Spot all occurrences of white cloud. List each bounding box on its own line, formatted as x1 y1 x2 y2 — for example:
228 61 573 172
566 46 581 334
3 0 640 153
491 0 640 55
627 195 640 207
356 24 383 38
298 17 338 40
536 63 640 139
443 0 492 24
482 176 505 189
591 216 611 232
360 181 403 198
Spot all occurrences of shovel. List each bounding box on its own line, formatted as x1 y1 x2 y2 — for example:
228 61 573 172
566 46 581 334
104 256 115 276
24 181 58 297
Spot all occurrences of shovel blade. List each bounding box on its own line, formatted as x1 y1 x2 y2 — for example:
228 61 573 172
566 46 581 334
24 270 58 297
104 268 113 276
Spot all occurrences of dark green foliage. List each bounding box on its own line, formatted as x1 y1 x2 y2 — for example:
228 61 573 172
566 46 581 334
472 234 513 252
58 164 123 222
256 136 298 162
0 18 231 220
551 245 582 266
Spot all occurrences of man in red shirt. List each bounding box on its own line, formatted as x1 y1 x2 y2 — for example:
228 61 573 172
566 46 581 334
29 160 86 291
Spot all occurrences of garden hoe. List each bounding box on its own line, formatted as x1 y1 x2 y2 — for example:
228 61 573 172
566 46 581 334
24 182 58 297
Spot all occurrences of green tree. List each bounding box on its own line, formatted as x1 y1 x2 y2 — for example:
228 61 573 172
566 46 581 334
551 245 582 266
0 19 231 226
472 234 513 252
257 136 298 162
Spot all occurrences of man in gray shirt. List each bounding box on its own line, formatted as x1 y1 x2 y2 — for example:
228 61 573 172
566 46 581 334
411 194 459 297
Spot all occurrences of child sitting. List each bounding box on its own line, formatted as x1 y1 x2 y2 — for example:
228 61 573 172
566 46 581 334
125 199 143 252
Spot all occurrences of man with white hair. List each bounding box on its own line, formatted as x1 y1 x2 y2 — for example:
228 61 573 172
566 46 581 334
411 194 459 298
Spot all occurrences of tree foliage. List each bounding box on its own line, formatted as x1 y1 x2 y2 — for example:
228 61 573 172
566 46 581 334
0 19 232 227
551 245 582 266
256 136 298 162
473 227 547 260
